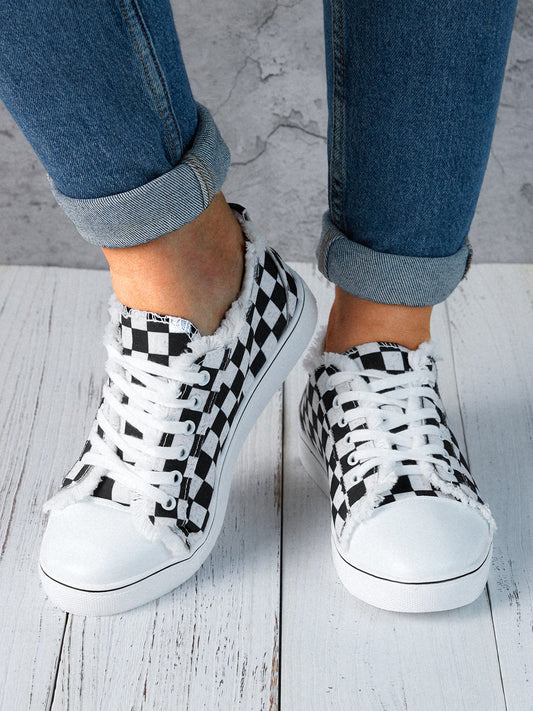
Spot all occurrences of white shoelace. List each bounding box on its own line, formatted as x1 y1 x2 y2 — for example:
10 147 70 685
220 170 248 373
328 367 454 486
79 341 208 511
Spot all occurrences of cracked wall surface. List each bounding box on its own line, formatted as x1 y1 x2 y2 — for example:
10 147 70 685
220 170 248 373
0 0 531 268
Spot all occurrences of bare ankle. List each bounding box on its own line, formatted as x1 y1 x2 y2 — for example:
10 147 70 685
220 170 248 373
102 193 244 334
325 287 433 353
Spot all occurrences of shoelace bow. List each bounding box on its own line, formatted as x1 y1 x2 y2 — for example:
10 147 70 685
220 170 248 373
328 364 455 487
79 341 209 511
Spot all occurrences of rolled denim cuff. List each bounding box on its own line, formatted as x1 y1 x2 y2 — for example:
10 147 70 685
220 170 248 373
317 213 472 306
49 104 230 248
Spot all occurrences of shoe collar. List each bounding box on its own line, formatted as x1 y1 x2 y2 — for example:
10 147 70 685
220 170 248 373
105 205 267 361
303 327 436 375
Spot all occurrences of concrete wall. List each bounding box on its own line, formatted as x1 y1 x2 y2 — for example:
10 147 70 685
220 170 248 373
1 0 531 269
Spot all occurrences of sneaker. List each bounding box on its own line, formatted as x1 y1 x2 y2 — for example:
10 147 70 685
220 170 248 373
40 206 317 616
299 335 495 613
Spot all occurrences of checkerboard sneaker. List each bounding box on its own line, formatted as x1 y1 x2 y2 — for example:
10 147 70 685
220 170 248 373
40 206 317 616
299 334 495 613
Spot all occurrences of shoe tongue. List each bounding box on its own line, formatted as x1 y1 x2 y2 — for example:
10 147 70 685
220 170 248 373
119 306 200 365
342 341 412 374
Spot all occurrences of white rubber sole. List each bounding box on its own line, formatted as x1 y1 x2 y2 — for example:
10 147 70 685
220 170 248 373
299 432 493 613
40 266 317 616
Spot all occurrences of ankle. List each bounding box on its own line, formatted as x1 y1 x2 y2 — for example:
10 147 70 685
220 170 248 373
102 193 244 335
325 287 433 353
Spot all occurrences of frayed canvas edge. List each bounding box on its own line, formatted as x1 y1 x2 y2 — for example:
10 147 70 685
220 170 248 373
337 468 399 550
337 465 497 552
130 498 189 556
303 329 438 376
425 467 497 533
302 326 363 375
43 468 104 512
44 476 189 556
186 212 266 356
186 235 258 357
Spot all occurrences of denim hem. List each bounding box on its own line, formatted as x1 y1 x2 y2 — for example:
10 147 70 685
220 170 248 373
317 213 471 306
49 103 230 248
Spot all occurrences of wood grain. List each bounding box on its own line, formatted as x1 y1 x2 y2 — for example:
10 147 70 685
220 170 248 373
1 263 532 710
0 265 281 710
447 265 533 710
280 263 507 711
0 266 109 711
51 395 282 711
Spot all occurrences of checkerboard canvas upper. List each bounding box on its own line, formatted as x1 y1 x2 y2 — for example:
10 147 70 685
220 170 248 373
48 208 299 550
300 338 495 544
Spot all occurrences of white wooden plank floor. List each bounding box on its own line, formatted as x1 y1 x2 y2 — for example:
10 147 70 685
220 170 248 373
0 263 531 711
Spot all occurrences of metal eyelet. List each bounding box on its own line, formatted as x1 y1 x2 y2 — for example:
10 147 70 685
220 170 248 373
177 446 188 461
332 395 340 409
347 452 357 466
339 415 347 428
173 472 182 484
189 394 200 408
199 370 210 386
184 420 196 435
162 497 176 511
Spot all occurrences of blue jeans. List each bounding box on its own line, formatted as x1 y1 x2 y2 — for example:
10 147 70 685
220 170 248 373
0 0 517 305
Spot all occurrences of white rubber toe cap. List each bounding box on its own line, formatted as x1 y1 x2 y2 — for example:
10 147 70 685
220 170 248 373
40 500 180 591
343 496 492 583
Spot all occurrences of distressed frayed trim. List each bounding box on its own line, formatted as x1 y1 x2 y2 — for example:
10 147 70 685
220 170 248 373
131 498 189 555
187 216 264 358
338 467 496 554
337 468 399 550
43 467 105 512
423 469 497 534
303 326 436 375
44 476 190 555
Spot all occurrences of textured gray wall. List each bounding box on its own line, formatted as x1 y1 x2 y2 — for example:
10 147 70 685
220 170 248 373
0 0 531 269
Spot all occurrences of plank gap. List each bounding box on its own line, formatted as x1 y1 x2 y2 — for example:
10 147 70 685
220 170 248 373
485 585 509 711
46 615 69 711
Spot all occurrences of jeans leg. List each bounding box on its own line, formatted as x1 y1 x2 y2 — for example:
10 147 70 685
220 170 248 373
0 0 230 247
319 0 518 306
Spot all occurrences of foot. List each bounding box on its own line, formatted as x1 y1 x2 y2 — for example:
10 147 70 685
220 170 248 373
102 192 245 335
40 206 317 615
299 335 495 612
325 286 433 352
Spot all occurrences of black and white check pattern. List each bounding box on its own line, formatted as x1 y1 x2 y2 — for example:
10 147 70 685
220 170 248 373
120 311 199 366
59 207 299 542
300 340 494 542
